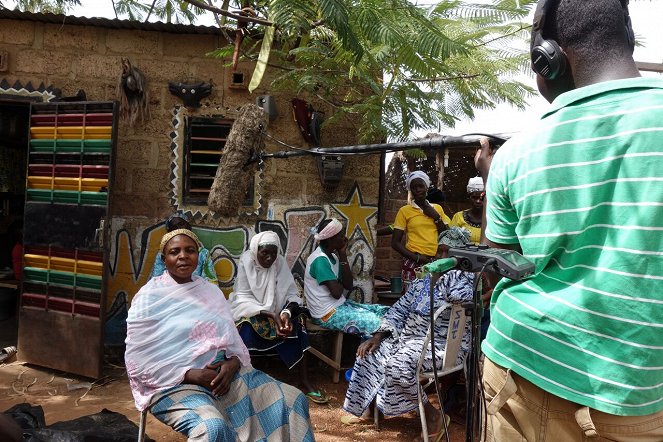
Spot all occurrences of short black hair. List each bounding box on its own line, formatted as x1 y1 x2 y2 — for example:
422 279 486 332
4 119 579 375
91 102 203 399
543 0 633 62
166 215 191 232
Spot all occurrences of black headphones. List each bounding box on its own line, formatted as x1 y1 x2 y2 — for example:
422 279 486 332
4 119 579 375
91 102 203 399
531 0 636 80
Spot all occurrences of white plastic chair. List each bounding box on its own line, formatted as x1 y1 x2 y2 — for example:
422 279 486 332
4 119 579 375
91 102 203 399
371 302 467 432
416 302 468 442
137 398 158 442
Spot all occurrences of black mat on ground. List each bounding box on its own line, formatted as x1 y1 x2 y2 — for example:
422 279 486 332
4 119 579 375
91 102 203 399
3 403 154 442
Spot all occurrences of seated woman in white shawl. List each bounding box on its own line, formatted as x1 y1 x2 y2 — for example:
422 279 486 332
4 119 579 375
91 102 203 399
230 231 327 404
125 228 314 442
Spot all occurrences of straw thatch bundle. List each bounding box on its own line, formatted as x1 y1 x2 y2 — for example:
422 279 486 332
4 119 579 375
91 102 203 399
208 104 268 216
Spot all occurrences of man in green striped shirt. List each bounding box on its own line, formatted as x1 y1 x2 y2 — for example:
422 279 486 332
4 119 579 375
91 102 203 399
475 0 663 440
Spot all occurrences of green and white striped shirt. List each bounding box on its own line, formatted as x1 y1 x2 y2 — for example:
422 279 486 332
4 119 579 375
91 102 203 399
483 77 663 416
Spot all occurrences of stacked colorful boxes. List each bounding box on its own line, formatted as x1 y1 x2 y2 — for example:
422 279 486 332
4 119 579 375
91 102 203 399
22 246 103 317
21 104 114 319
27 112 111 205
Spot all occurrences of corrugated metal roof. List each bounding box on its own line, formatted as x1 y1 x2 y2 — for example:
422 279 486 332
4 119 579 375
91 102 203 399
0 8 235 36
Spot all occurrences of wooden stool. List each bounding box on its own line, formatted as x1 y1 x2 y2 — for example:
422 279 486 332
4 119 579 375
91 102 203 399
305 320 344 383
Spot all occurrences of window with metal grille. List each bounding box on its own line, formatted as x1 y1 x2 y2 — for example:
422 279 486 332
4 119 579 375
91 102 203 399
183 116 254 206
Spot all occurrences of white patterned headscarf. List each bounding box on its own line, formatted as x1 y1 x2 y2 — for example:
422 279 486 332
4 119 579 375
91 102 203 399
405 171 431 190
314 218 343 241
467 177 484 194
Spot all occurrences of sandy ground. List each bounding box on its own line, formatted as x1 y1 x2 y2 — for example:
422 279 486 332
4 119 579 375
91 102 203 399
0 351 468 442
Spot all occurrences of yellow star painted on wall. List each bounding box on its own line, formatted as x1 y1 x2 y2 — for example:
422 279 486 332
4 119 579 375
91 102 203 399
332 184 377 246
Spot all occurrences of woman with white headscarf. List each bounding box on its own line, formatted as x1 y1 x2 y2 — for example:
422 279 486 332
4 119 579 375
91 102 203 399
304 218 388 339
391 171 451 294
449 176 484 244
230 231 324 402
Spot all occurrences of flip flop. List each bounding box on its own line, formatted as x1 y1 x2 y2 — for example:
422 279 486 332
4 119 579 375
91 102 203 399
422 414 451 442
0 346 17 363
340 415 372 425
305 390 330 404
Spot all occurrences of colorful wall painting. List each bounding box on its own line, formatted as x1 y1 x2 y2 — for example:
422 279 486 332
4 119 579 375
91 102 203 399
104 184 377 345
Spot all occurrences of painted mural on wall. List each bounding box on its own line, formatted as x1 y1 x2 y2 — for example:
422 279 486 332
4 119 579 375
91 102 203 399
105 183 377 345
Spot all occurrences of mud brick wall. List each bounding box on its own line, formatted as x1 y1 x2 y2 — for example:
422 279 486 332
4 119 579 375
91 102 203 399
0 16 379 225
0 14 382 331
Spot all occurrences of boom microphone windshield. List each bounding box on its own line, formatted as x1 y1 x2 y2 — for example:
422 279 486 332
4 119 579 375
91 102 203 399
263 133 509 159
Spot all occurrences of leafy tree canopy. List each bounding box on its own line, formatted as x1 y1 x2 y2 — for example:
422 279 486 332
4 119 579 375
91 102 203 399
1 0 540 142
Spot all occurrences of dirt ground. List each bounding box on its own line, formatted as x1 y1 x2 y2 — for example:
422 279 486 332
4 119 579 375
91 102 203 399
0 350 468 442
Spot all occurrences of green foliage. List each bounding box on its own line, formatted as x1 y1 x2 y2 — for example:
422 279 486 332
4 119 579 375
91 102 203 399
2 0 541 142
262 0 538 142
1 0 80 13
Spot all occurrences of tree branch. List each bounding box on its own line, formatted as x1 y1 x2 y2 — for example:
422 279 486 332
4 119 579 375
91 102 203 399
473 24 530 48
406 73 480 82
144 0 157 23
182 0 273 26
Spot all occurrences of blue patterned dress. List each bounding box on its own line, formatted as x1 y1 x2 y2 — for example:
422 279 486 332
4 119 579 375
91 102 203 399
343 272 474 417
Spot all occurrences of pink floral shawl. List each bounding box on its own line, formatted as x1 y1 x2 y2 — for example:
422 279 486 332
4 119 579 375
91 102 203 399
125 273 251 410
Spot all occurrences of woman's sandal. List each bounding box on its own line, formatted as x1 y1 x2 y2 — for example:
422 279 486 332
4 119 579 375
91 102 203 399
305 390 330 404
422 413 451 442
0 346 17 364
340 415 372 425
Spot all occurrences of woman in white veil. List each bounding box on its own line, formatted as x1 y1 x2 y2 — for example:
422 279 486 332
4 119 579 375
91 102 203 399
230 231 328 404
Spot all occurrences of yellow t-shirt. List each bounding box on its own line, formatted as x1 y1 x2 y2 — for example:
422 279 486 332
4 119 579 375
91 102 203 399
450 210 481 244
393 204 450 256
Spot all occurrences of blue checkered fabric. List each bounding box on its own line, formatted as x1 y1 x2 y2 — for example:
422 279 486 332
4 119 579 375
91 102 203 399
150 366 314 441
311 299 388 339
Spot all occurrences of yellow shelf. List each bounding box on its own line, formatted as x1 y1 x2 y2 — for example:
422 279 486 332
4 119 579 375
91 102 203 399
23 254 103 277
30 126 112 139
27 176 108 192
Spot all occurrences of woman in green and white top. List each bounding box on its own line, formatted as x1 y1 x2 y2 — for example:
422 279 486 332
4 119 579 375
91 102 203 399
304 218 388 339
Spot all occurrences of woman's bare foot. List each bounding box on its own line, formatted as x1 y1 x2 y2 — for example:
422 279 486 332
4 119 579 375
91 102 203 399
420 402 450 441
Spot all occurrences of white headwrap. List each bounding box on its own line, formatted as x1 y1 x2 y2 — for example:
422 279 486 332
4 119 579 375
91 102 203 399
253 230 280 251
314 218 343 241
229 231 301 321
467 177 484 194
405 171 431 190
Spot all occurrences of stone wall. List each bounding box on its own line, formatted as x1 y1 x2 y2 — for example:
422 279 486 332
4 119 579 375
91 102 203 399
0 15 381 344
0 17 377 216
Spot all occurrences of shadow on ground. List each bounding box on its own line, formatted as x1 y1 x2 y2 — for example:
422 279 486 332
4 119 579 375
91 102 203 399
0 334 467 441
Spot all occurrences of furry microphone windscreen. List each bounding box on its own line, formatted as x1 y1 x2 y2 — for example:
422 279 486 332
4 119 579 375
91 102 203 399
208 103 268 216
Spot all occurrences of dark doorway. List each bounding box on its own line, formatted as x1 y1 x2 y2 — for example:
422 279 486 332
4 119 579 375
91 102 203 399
0 100 30 347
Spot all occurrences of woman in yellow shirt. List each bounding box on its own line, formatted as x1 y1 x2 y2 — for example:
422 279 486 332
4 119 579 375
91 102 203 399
391 171 450 294
449 177 484 244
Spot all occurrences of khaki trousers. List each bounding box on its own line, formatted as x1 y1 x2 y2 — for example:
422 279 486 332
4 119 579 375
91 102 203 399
481 358 663 441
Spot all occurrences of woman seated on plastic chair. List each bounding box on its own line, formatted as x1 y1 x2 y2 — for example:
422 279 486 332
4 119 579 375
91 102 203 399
125 228 314 442
342 227 474 442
